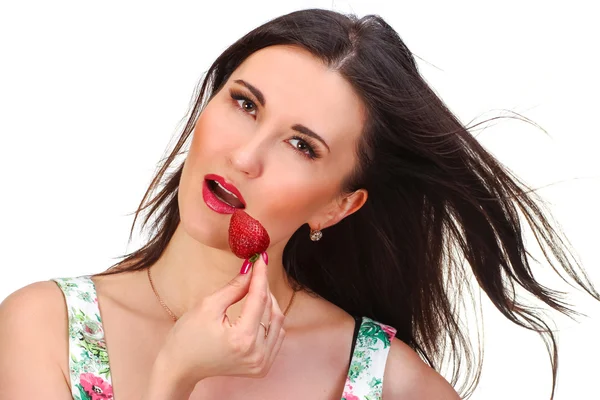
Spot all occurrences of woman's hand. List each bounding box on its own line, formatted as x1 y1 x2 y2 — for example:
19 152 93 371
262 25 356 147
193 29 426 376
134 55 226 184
152 252 286 392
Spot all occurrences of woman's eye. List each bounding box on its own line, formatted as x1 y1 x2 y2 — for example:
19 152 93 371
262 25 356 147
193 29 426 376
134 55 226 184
232 94 257 116
288 137 317 159
229 89 319 161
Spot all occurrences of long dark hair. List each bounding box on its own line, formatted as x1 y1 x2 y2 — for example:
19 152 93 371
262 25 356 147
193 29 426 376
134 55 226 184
97 8 599 398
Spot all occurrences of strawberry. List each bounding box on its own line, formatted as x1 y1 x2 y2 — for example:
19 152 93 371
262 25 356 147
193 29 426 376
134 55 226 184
228 209 270 263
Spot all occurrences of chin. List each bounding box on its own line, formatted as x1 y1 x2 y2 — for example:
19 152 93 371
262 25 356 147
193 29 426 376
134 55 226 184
177 187 230 251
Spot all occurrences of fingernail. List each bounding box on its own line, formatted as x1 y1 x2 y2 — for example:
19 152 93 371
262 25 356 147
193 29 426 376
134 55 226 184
261 251 268 265
240 259 252 274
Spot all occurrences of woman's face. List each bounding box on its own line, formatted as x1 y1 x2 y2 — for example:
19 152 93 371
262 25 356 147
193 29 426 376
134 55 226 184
179 44 367 252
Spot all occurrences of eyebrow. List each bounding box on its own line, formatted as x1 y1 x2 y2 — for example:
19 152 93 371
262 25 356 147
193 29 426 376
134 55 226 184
233 79 331 153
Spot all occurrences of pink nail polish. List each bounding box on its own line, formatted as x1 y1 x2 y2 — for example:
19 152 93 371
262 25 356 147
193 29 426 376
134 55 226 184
261 251 268 265
240 259 252 274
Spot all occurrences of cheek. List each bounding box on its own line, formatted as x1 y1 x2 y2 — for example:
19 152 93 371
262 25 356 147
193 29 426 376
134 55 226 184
178 108 231 225
190 105 238 159
260 177 333 229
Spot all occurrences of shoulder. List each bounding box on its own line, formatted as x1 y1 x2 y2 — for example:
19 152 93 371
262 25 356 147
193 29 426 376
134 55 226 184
0 280 71 392
0 280 69 355
383 337 460 400
0 280 68 328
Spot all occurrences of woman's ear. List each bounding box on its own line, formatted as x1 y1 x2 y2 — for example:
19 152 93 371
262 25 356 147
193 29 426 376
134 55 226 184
339 188 368 220
312 189 368 230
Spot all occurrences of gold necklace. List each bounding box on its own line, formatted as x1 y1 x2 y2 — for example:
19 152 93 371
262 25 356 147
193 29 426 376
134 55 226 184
147 267 298 322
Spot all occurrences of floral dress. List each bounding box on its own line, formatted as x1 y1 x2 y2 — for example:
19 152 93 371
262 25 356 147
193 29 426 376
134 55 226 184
53 276 397 400
53 277 113 400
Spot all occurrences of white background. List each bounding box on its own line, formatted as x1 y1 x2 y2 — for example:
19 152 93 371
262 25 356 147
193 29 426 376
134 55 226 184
1 1 598 398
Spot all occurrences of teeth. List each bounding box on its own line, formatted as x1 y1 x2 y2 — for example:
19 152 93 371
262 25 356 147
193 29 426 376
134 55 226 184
209 180 244 208
215 194 236 208
215 181 239 200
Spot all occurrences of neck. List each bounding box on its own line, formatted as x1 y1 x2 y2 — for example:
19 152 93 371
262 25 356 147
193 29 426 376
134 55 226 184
148 222 296 321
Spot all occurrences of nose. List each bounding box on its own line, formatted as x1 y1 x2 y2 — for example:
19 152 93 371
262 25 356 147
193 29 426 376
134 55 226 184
227 131 266 178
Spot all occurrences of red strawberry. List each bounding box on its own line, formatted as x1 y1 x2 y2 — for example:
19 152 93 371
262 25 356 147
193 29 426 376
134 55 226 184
228 209 270 263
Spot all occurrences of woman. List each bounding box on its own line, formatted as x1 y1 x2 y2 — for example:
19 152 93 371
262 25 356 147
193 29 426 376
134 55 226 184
0 8 597 400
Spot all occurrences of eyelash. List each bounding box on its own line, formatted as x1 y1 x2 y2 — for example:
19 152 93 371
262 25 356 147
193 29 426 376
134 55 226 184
229 89 321 160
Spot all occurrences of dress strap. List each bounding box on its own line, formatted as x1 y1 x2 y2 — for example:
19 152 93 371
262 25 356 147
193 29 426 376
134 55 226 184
348 315 362 360
342 316 397 400
53 276 114 399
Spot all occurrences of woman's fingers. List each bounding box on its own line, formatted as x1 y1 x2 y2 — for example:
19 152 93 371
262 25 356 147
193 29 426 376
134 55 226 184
264 292 285 352
266 327 286 369
250 292 285 376
160 250 293 382
239 253 270 334
265 293 286 368
258 286 273 340
210 266 252 320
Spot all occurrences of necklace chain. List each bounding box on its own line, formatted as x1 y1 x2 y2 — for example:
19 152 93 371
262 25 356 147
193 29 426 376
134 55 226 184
147 267 298 323
147 267 179 322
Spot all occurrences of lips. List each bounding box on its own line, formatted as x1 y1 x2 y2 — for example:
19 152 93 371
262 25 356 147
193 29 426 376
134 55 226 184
203 174 246 213
204 174 245 205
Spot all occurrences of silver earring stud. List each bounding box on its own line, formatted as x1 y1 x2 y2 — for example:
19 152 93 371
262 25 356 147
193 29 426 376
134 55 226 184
310 228 322 241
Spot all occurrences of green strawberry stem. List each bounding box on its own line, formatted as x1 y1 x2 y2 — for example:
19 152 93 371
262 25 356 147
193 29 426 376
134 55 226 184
248 253 260 264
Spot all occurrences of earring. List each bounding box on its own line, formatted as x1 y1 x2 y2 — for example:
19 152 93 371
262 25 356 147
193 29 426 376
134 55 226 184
309 227 323 241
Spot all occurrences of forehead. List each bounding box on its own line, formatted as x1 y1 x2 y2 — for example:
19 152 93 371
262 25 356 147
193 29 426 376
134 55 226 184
229 45 366 151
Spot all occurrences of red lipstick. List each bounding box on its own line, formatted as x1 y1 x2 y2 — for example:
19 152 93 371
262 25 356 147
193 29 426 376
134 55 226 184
202 174 246 215
205 174 246 206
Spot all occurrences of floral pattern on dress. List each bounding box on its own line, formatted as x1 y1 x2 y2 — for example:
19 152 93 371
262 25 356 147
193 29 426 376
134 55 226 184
342 317 397 400
53 276 114 400
53 276 396 400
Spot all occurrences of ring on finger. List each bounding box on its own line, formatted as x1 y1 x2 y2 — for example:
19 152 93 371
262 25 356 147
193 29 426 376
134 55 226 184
259 321 271 338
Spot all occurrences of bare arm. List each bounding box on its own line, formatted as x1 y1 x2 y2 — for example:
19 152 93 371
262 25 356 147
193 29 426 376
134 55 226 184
0 281 73 399
383 338 461 400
